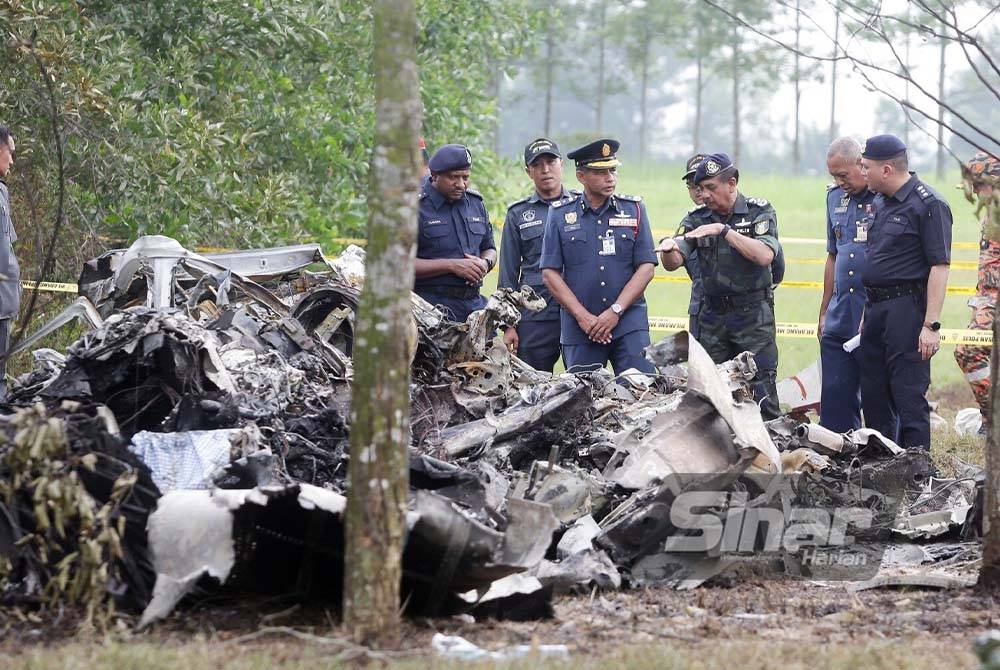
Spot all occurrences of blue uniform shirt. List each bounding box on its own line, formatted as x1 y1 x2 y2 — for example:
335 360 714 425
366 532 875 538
824 185 875 338
0 180 20 319
539 193 657 345
415 182 496 291
498 188 577 321
863 174 952 287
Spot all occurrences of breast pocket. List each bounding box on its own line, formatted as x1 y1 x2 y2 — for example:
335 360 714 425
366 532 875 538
884 217 912 237
562 229 590 266
519 224 543 242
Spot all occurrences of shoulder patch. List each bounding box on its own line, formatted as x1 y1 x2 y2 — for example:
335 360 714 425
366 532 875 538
617 193 642 202
505 195 531 211
465 187 484 200
754 219 771 235
551 194 579 209
746 197 770 207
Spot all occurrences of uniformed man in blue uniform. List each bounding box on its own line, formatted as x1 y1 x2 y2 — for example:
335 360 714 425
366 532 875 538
0 126 20 401
678 154 707 338
659 153 782 419
539 139 657 374
817 137 878 432
498 138 577 372
859 134 952 449
414 144 497 323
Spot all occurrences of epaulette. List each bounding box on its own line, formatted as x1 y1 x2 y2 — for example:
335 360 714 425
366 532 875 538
826 183 837 191
914 181 936 203
687 203 707 214
419 189 429 200
551 194 579 209
746 197 770 207
617 193 642 202
506 195 531 211
568 188 582 196
466 187 484 200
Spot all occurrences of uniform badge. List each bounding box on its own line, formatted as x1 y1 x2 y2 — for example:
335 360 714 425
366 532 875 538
753 219 770 235
705 160 720 175
839 196 849 208
835 227 843 241
522 209 536 222
601 143 611 157
565 212 577 224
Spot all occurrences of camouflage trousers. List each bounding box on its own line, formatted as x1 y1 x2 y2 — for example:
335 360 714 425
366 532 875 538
697 298 779 419
954 237 1000 424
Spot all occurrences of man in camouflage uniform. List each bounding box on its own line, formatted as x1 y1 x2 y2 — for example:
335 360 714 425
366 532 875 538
659 153 781 418
954 152 1000 432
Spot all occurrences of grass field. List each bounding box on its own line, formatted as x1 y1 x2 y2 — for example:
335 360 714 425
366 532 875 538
484 163 980 398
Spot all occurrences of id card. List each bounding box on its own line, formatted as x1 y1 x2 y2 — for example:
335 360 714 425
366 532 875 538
600 236 616 256
854 221 867 243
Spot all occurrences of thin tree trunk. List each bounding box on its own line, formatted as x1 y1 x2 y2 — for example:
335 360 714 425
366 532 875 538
694 53 703 152
638 33 649 164
936 38 947 179
732 29 741 165
544 28 555 136
829 1 839 143
596 0 607 133
343 0 419 645
982 316 1000 587
793 0 802 172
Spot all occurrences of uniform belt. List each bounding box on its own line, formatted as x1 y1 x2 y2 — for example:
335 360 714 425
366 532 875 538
864 282 924 304
704 288 771 312
419 285 481 300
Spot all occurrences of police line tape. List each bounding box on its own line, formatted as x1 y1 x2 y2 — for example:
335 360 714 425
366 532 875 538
20 280 77 293
649 274 978 296
647 316 993 346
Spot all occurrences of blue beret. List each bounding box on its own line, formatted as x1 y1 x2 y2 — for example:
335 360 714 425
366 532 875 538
567 138 621 169
428 144 472 173
693 152 736 184
862 134 907 160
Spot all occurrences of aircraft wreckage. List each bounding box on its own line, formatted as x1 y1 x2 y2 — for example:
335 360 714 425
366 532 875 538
0 236 985 627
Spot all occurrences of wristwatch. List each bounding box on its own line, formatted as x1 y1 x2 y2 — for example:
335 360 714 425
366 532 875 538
611 303 624 315
924 321 941 332
720 224 732 239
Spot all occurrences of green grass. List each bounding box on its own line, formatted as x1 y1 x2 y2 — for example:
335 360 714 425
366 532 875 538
485 164 980 394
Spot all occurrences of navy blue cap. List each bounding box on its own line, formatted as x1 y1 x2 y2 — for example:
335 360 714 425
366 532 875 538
862 134 907 160
682 153 707 181
693 153 736 184
428 144 472 173
524 138 561 166
567 138 621 169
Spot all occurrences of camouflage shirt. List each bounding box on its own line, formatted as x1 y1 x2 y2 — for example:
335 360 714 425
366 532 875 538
676 193 779 296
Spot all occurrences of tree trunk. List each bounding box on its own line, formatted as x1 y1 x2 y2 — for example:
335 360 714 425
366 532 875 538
544 28 555 137
638 32 649 164
981 315 1000 587
694 53 703 152
595 0 607 133
936 38 947 179
343 0 419 645
732 29 741 165
829 1 839 143
793 0 801 172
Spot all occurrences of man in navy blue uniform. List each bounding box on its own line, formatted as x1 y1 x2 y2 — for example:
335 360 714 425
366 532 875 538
539 139 657 374
0 126 20 402
414 144 497 323
498 138 577 372
859 134 952 449
678 153 706 338
817 137 877 433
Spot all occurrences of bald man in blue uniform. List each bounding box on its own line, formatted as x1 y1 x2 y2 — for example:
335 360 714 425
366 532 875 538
414 144 497 322
859 134 952 449
540 139 657 374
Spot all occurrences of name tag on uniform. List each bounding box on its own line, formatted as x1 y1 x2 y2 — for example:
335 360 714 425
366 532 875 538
855 221 867 242
563 223 581 232
609 218 637 227
425 219 443 225
519 220 543 229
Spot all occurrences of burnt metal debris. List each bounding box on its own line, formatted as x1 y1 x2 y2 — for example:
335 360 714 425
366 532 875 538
0 236 985 628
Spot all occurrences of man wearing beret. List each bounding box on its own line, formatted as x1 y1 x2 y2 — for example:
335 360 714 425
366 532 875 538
817 137 877 433
659 153 782 419
859 133 952 449
414 143 497 323
955 152 1000 434
539 139 657 374
498 138 577 372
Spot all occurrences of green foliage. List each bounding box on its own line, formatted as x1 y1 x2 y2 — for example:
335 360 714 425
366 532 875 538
0 0 540 272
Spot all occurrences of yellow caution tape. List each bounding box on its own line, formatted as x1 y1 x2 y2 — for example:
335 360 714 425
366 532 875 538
649 316 991 345
330 237 367 246
651 274 977 295
20 280 77 293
